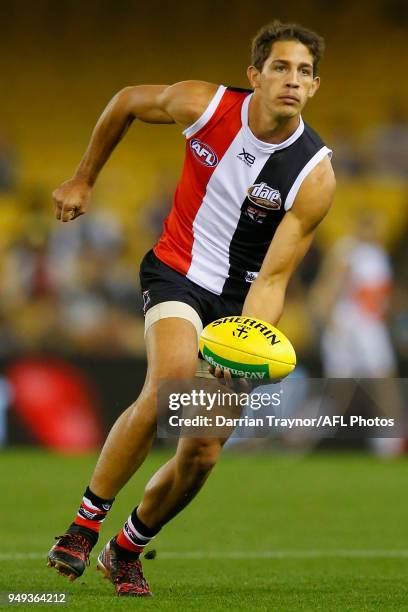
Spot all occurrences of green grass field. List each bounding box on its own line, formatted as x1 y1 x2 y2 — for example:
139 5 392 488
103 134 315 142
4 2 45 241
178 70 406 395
2 448 408 611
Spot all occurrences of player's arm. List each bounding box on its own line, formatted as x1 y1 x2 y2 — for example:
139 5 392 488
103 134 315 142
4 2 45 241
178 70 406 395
53 81 217 221
309 241 350 325
242 155 336 325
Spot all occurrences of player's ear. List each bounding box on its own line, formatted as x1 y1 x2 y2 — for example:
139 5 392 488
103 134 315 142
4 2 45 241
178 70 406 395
247 65 261 89
308 76 320 98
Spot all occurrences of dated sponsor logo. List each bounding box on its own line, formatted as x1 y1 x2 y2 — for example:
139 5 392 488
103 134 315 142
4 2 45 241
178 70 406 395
190 139 218 167
247 182 282 209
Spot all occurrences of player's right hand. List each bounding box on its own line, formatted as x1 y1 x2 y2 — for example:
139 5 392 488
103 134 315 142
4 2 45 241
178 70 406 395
52 178 92 222
209 365 253 392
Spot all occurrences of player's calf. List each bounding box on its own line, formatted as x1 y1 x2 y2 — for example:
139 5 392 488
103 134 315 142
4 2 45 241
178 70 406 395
177 437 223 479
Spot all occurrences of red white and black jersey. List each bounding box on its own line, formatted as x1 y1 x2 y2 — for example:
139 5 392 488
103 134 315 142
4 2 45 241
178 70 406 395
154 85 331 300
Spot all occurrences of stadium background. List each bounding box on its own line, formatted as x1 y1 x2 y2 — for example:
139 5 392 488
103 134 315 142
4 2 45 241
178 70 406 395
0 0 407 445
1 2 408 608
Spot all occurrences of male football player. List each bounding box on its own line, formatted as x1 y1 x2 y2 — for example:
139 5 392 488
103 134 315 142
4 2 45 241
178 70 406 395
48 21 335 596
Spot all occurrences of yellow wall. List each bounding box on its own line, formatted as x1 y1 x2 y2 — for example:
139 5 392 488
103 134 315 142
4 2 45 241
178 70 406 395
1 1 407 258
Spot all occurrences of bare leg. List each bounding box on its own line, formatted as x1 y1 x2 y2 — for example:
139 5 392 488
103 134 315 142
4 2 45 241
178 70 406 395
89 318 199 499
137 436 227 529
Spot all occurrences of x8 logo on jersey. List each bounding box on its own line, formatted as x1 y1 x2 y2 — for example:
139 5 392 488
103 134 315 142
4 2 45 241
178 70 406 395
237 148 256 167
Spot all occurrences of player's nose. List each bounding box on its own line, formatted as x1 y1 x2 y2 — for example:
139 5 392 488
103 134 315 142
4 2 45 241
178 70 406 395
285 70 300 88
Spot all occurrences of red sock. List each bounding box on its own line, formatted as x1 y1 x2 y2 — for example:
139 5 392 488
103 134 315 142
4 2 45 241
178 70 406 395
116 508 159 554
74 487 114 533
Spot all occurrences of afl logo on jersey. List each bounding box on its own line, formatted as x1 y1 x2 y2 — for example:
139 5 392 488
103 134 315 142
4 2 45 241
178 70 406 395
247 182 282 210
190 139 218 167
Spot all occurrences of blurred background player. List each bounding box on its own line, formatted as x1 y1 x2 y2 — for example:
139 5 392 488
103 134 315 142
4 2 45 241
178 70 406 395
310 212 405 455
312 212 396 378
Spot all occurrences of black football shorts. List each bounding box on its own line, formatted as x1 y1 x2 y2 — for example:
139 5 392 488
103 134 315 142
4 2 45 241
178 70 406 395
139 249 245 328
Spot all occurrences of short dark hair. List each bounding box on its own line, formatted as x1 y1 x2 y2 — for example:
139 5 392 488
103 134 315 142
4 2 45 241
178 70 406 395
251 21 325 75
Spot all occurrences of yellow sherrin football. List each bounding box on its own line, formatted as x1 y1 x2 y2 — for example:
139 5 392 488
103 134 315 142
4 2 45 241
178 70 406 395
199 316 296 381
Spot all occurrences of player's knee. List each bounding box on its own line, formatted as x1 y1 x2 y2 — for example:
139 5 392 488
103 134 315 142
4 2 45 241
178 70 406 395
147 364 196 385
127 383 159 426
178 441 221 476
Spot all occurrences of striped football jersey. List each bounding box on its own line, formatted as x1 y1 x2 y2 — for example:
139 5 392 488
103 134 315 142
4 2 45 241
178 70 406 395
154 85 331 299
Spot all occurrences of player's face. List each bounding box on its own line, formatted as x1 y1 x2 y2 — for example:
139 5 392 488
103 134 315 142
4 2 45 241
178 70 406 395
247 40 320 118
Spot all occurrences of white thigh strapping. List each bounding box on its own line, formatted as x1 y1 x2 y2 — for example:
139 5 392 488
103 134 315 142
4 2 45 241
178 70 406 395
144 301 203 346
